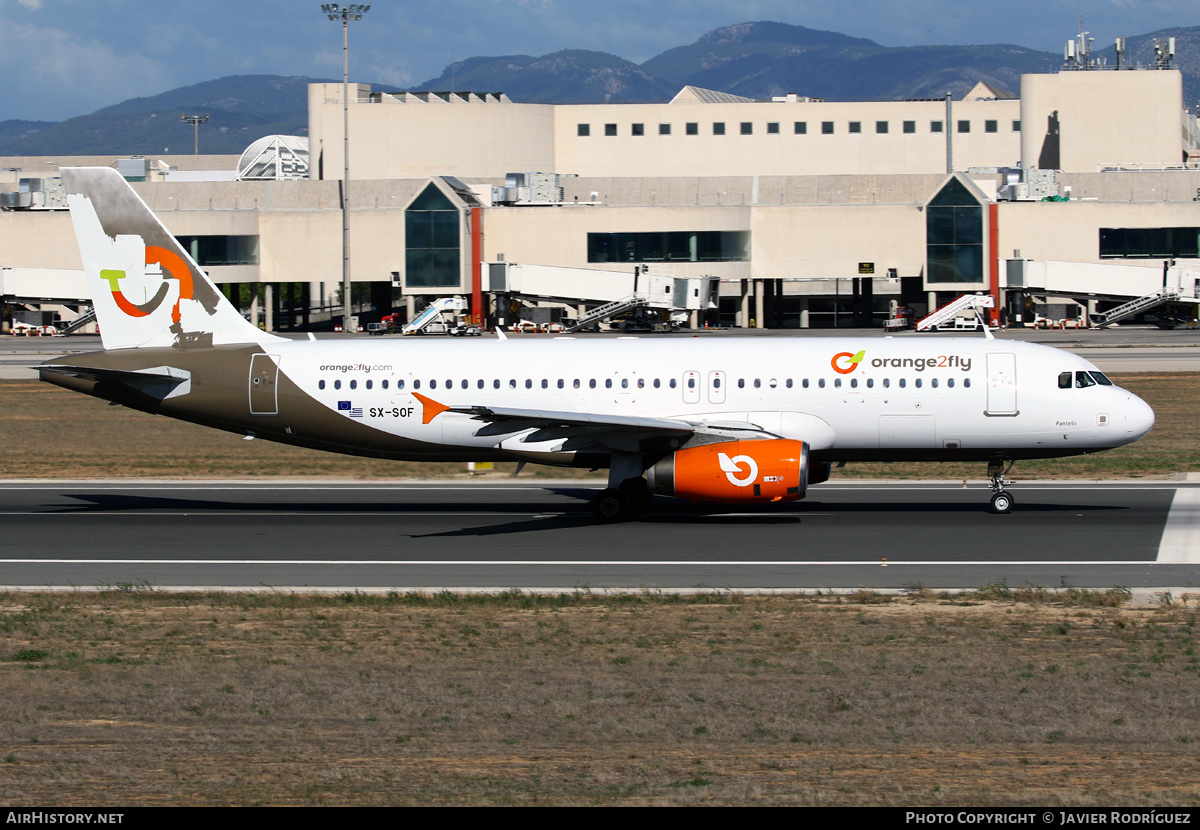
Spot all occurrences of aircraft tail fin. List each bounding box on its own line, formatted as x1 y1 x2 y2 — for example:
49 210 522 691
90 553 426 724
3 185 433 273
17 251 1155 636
61 166 282 351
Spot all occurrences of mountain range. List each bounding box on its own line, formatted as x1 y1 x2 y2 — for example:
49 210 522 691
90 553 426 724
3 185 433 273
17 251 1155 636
3 21 1198 157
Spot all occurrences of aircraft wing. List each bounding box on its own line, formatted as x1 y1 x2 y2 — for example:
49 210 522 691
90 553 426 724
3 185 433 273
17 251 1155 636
413 392 777 453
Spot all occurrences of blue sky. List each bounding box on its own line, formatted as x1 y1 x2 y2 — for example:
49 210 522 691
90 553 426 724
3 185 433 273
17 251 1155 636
4 0 1200 121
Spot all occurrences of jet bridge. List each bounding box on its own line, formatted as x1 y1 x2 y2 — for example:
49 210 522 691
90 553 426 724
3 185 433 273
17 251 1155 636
1006 259 1200 327
484 263 718 330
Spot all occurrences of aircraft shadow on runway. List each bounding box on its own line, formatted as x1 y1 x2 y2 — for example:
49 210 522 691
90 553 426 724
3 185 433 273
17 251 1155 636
44 490 1125 541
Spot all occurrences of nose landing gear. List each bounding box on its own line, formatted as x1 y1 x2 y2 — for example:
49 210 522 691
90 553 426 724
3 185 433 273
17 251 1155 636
988 459 1015 514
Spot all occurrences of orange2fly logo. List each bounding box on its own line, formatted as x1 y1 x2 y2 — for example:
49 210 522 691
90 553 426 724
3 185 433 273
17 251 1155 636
100 245 195 323
831 349 866 374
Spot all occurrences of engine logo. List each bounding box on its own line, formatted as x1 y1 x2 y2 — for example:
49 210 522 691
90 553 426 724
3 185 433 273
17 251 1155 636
718 452 758 487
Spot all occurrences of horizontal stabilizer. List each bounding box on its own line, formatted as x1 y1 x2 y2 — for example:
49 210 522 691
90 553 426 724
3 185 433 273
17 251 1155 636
38 363 191 401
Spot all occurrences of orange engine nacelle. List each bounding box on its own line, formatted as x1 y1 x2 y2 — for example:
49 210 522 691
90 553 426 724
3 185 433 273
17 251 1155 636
646 439 810 504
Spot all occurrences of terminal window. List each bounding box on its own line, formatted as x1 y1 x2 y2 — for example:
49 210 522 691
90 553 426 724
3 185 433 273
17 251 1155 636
176 235 259 266
985 120 998 133
405 183 460 288
957 120 970 133
925 178 984 284
1012 120 1021 132
903 121 916 134
740 122 753 135
794 121 807 134
577 123 590 137
713 122 726 135
767 122 780 134
876 121 888 134
821 121 834 134
659 123 671 135
848 121 861 133
686 122 698 135
605 123 617 136
632 123 644 136
931 121 943 132
587 230 750 263
1100 227 1200 259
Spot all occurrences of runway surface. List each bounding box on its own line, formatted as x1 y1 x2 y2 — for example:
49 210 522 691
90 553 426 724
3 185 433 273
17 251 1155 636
2 481 1196 592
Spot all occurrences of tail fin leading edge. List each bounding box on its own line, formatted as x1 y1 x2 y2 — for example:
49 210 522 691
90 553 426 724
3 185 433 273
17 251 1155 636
62 167 281 351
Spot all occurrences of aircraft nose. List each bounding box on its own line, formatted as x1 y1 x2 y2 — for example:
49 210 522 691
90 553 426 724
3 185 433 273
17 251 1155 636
1125 393 1155 440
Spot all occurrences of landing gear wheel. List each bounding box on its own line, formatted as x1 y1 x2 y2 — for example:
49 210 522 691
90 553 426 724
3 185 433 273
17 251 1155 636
987 459 1016 514
592 489 627 521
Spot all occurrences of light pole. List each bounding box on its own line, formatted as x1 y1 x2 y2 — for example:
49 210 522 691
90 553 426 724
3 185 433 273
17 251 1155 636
181 114 209 155
320 3 370 333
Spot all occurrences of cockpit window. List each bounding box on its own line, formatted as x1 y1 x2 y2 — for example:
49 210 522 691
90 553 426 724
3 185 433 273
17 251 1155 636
1058 372 1072 389
1090 371 1114 386
1075 371 1096 388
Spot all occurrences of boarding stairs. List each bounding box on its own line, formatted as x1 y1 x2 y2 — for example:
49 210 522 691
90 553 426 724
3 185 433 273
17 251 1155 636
402 297 468 334
1090 288 1190 328
563 293 650 333
915 294 995 331
59 307 96 335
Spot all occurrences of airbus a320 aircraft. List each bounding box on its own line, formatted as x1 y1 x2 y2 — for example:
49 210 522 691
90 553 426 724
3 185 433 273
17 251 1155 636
40 167 1155 518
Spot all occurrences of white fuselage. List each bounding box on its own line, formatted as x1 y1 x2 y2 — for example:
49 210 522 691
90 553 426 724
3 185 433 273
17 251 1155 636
264 335 1154 463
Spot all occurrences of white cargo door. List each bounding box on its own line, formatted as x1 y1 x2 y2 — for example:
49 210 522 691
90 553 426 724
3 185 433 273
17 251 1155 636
985 352 1018 416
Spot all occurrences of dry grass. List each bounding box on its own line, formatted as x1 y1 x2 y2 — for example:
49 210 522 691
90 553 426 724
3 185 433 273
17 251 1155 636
0 373 1196 480
1 590 1198 806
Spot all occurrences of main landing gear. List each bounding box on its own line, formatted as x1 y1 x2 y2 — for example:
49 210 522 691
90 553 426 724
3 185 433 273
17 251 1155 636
593 478 652 521
987 459 1015 514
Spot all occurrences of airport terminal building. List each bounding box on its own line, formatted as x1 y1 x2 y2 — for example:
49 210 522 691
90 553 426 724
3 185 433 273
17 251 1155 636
3 55 1200 331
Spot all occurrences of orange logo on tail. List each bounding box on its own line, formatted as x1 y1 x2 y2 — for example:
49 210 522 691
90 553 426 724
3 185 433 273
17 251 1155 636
101 245 196 321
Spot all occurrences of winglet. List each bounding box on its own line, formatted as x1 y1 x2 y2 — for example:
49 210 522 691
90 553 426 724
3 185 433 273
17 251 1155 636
412 392 450 424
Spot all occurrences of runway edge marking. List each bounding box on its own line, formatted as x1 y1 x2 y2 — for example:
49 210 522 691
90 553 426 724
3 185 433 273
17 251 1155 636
1157 487 1200 564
